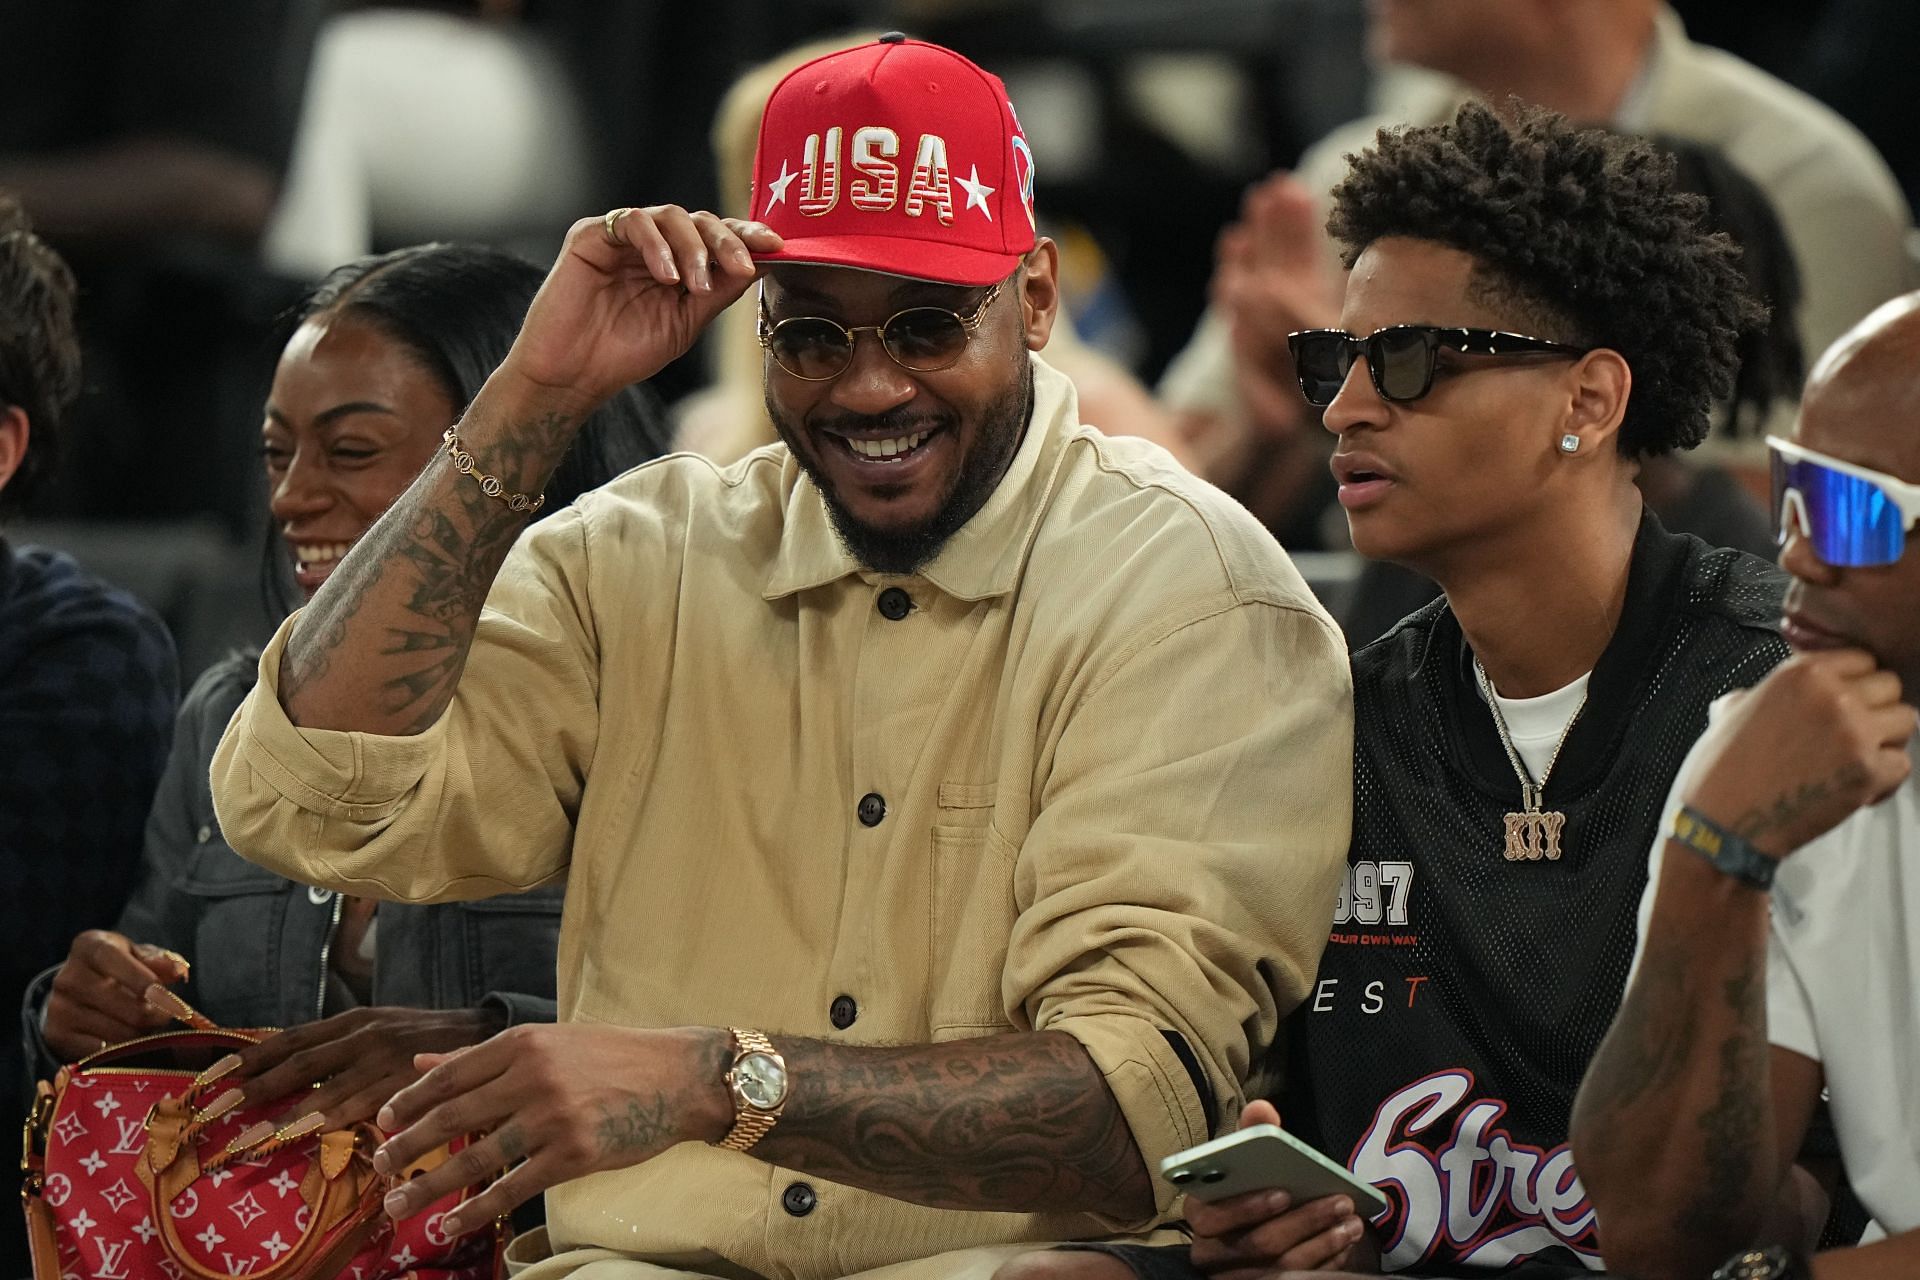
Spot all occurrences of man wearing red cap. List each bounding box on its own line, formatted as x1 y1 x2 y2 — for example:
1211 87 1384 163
208 34 1353 1280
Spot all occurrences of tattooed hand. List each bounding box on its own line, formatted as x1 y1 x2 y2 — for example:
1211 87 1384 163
369 1023 732 1232
1684 649 1915 858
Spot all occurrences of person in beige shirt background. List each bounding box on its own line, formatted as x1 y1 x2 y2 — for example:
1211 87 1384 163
209 33 1353 1280
1165 0 1915 527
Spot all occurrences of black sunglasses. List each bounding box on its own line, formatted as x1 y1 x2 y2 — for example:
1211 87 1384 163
1286 325 1593 407
758 281 1004 381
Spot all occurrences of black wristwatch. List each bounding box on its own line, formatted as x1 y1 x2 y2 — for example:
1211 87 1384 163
1711 1245 1811 1280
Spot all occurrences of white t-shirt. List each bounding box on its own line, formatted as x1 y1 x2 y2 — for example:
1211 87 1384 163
1637 696 1920 1233
1479 672 1592 784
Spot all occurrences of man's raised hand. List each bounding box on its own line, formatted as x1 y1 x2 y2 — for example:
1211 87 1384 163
1684 649 1916 859
501 208 782 413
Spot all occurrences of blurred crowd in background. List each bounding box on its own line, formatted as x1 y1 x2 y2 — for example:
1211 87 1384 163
3 0 1917 682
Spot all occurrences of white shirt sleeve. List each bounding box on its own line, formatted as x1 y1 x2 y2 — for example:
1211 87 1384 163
1765 920 1822 1063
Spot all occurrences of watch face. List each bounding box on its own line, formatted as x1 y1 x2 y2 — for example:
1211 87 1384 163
734 1052 788 1110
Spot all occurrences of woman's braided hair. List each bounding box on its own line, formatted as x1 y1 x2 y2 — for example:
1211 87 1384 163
1327 101 1767 457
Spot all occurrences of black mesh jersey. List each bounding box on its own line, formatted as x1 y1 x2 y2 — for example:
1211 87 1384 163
1281 513 1788 1276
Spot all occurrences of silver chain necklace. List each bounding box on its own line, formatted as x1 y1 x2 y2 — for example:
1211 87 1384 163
1473 657 1588 862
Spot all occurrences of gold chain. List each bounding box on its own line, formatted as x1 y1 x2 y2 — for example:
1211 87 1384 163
443 427 544 515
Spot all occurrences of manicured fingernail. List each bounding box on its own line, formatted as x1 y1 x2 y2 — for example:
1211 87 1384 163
439 1214 463 1237
1333 1197 1353 1218
276 1113 325 1142
194 1056 243 1090
225 1120 275 1155
1265 1189 1292 1213
161 949 190 971
377 1105 397 1131
195 1088 245 1124
384 1190 409 1218
1343 1218 1363 1240
659 252 679 283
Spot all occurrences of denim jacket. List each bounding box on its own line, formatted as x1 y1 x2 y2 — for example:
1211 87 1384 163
22 653 562 1077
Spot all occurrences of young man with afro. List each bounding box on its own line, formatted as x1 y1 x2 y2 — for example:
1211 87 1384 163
998 102 1794 1280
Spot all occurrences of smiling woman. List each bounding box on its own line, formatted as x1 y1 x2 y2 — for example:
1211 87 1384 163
261 243 671 606
23 242 669 1172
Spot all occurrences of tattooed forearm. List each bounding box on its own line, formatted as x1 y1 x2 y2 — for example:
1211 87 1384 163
1571 932 1698 1127
757 1032 1155 1219
1569 847 1783 1280
1680 964 1770 1239
278 403 578 734
1728 763 1870 848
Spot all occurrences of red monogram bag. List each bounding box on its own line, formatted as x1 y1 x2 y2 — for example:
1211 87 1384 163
21 1022 505 1280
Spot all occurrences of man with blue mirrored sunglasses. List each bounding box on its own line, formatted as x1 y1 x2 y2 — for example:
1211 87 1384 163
1770 436 1920 570
1577 294 1920 1280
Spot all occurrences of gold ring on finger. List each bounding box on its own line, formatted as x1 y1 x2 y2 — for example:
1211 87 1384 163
603 207 634 245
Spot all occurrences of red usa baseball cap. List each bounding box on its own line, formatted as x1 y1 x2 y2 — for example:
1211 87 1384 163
748 33 1038 287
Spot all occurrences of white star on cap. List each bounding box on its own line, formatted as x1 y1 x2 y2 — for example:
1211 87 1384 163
956 165 996 220
765 160 797 212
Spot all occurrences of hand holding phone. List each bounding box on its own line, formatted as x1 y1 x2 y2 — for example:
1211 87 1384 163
1159 1122 1388 1218
1166 1104 1385 1274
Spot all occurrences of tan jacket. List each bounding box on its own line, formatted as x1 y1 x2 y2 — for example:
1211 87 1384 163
211 358 1353 1280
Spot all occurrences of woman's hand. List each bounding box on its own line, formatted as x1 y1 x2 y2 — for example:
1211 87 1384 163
200 1005 508 1140
1186 1102 1378 1278
44 930 190 1060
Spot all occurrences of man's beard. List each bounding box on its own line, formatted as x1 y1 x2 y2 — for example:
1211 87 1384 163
768 365 1034 576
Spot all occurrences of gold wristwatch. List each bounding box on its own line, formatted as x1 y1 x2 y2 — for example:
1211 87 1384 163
717 1028 789 1153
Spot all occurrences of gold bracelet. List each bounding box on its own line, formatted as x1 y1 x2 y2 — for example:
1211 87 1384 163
443 426 545 515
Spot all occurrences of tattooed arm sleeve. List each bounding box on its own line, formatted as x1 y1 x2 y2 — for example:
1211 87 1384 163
278 381 580 735
1570 790 1826 1280
754 1031 1155 1220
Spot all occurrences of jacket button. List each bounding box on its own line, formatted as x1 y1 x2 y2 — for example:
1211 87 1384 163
829 995 858 1030
781 1181 817 1217
307 886 335 906
877 587 912 621
195 825 213 844
856 793 886 827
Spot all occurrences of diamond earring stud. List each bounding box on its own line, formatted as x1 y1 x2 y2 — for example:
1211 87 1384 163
1559 434 1581 454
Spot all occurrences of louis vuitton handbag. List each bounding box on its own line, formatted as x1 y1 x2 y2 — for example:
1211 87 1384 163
21 998 505 1280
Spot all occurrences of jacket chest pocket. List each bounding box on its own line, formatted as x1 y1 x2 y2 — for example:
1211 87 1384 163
928 783 1017 1038
176 839 300 1028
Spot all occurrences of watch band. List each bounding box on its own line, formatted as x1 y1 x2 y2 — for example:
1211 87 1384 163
1673 804 1777 892
1711 1245 1810 1280
718 1027 785 1154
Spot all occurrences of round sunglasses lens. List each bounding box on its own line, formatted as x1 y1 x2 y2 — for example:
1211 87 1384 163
770 319 853 379
882 309 970 371
1372 329 1437 402
1293 335 1350 406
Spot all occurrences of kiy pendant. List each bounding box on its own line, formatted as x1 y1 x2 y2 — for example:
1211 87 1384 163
1502 782 1566 861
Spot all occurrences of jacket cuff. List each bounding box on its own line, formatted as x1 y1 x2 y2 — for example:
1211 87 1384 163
478 991 558 1028
19 965 64 1088
1048 1012 1216 1229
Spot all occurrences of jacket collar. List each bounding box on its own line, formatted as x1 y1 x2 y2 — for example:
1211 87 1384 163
762 356 1078 602
1434 507 1700 803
